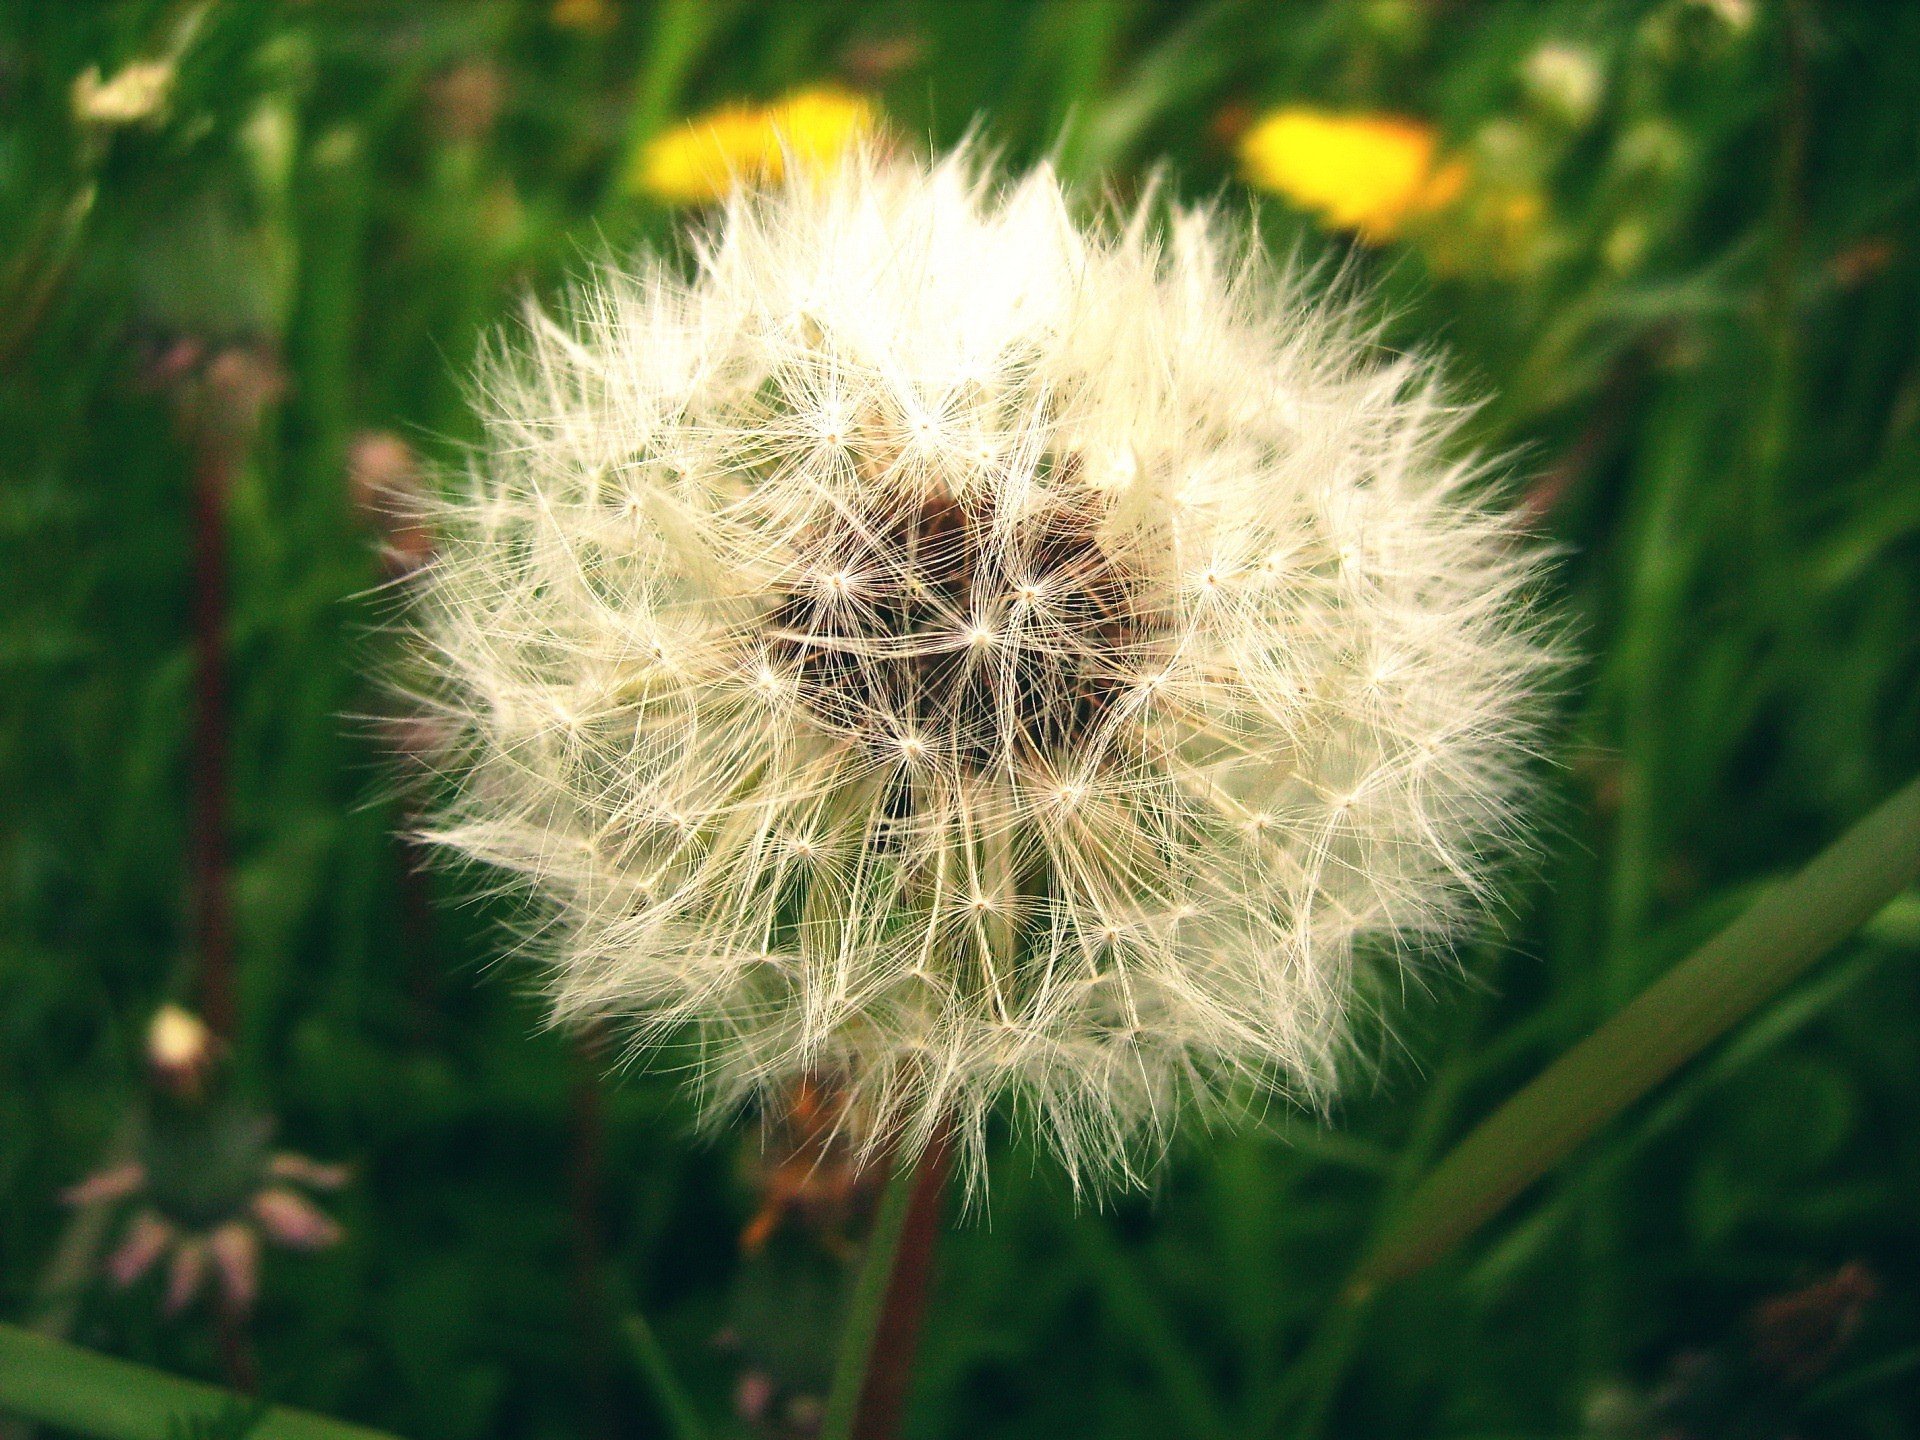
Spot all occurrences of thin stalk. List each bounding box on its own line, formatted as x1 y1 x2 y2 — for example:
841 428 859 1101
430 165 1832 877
618 1308 708 1440
1067 1216 1227 1440
186 417 237 1041
1353 773 1920 1292
213 1299 258 1395
603 0 731 210
24 1117 141 1339
0 1324 396 1440
568 1030 615 1440
1278 985 1494 1438
1749 0 1810 558
819 1129 953 1440
851 1128 954 1440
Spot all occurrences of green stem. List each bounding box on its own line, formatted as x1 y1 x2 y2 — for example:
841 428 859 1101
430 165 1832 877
619 1310 707 1440
818 1135 949 1440
1277 987 1492 1438
1352 773 1920 1293
0 1324 399 1440
603 0 730 209
1067 1217 1227 1440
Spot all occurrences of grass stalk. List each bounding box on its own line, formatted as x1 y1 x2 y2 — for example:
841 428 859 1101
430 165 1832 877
1353 773 1920 1292
567 1030 615 1440
185 404 237 1041
618 1308 707 1440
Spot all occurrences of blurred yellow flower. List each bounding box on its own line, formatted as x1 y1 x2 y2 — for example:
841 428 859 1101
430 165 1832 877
551 0 618 35
1239 107 1465 243
634 86 877 205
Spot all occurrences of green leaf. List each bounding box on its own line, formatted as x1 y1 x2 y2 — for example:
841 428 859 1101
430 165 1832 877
1353 773 1920 1292
0 1324 400 1440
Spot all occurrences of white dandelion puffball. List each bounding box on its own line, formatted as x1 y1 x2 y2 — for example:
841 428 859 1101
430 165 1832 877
413 145 1551 1193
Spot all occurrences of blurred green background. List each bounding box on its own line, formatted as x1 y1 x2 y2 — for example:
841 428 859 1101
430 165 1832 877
4 1 1919 1437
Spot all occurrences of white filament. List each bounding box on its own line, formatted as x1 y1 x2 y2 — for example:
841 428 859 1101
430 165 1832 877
410 145 1552 1195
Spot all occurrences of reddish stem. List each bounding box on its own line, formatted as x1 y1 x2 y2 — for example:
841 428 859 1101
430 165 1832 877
852 1128 954 1440
215 1295 258 1393
188 431 236 1041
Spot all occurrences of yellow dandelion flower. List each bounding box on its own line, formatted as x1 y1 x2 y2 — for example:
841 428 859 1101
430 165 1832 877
770 85 878 173
633 85 877 206
1238 107 1466 243
635 100 771 204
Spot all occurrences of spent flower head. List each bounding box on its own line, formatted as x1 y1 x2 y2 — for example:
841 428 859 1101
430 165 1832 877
66 1007 346 1317
410 143 1553 1193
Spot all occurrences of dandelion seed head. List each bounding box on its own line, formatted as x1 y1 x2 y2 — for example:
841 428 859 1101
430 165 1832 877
410 143 1553 1195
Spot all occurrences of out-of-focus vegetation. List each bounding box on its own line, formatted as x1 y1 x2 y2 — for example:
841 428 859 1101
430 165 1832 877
3 2 1918 1437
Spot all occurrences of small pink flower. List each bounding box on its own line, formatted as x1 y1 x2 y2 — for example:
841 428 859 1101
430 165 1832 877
63 1161 147 1207
106 1210 175 1287
163 1237 208 1317
207 1222 261 1315
252 1187 345 1250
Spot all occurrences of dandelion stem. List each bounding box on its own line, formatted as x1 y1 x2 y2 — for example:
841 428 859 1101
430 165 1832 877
819 1128 953 1440
213 1298 258 1395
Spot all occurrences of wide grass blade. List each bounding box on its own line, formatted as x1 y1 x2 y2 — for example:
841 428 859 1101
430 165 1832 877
1354 773 1920 1292
0 1322 400 1440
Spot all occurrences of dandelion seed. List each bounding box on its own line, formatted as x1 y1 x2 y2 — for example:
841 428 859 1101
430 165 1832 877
410 143 1553 1194
69 1008 346 1318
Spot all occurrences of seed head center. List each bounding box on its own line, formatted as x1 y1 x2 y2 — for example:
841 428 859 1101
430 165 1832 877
767 476 1150 773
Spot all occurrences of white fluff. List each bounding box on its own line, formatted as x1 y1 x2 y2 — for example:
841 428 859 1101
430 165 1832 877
409 146 1552 1194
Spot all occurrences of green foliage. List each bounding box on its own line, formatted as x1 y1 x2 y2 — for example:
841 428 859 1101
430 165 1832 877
0 1324 390 1440
3 1 1918 1437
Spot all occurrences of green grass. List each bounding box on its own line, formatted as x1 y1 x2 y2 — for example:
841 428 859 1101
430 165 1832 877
4 2 1919 1437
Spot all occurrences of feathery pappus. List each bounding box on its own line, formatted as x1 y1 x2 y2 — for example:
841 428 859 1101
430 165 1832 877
407 142 1553 1194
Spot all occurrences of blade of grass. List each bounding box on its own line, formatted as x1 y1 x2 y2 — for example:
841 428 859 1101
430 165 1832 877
1462 941 1894 1299
1352 773 1920 1293
1274 988 1495 1438
604 0 734 208
618 1309 707 1440
0 1324 399 1440
1066 1215 1228 1440
1062 0 1248 180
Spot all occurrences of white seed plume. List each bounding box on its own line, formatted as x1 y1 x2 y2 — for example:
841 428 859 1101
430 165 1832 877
410 145 1552 1194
